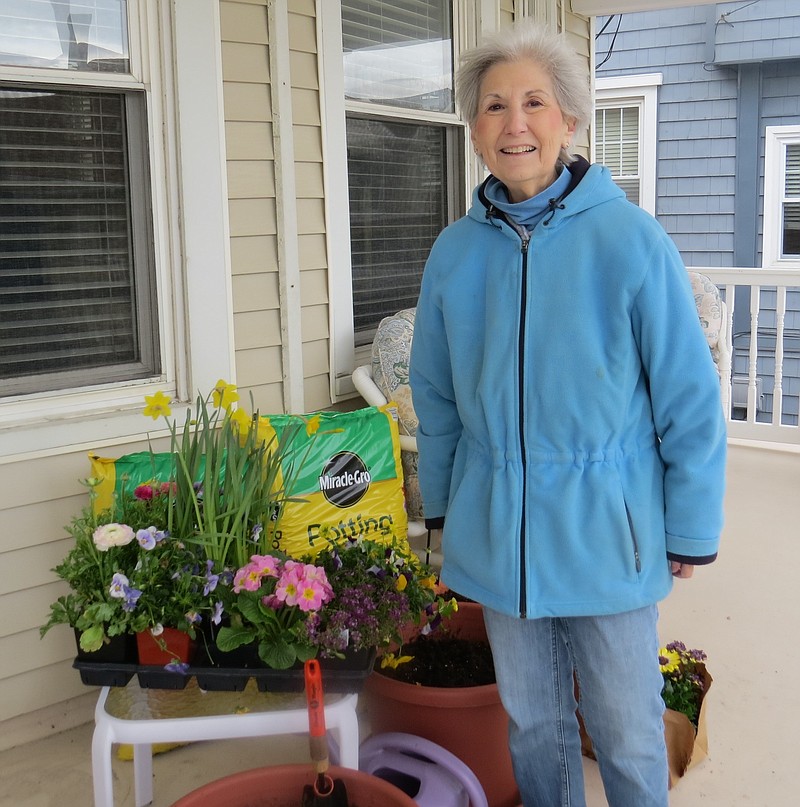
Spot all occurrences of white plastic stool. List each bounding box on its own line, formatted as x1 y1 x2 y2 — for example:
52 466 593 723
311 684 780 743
91 679 359 807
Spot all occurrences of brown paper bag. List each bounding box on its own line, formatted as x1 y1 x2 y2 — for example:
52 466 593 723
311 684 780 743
578 664 712 789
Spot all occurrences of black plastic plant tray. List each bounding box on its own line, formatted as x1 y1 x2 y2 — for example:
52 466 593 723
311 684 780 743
72 648 376 692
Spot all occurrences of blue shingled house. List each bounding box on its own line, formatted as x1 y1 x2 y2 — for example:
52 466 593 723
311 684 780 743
593 0 800 427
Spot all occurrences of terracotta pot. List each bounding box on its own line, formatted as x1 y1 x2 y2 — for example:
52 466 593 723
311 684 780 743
136 627 197 666
170 763 418 807
364 602 520 807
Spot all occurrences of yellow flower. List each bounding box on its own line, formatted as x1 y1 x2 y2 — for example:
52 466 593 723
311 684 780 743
380 653 414 670
305 414 321 436
212 379 239 410
229 407 252 437
395 574 408 592
419 574 437 590
659 648 681 674
143 391 172 420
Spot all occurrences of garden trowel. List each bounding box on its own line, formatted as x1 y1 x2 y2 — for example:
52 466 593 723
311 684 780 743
301 659 349 806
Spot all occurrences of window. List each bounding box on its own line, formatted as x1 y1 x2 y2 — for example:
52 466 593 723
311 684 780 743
321 0 474 396
594 74 661 216
0 0 158 397
0 0 233 454
342 0 465 349
763 126 800 267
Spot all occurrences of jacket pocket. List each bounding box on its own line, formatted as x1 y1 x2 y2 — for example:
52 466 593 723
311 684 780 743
624 500 643 574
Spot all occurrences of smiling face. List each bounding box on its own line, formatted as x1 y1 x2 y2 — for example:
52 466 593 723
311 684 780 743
471 58 576 203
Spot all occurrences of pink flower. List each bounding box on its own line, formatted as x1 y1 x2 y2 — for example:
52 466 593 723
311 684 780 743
134 484 155 501
249 554 281 578
276 563 332 612
275 565 302 606
93 523 135 551
233 563 264 593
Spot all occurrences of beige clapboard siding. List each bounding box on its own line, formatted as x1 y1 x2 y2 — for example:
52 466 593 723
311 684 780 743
228 160 276 200
234 309 283 350
0 496 81 554
0 659 88 725
230 234 279 274
3 583 70 638
222 0 282 409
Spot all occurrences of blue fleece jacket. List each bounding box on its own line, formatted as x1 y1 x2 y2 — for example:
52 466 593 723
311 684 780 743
409 158 727 619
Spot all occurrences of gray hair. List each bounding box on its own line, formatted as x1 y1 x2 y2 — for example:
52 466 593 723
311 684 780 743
456 20 592 166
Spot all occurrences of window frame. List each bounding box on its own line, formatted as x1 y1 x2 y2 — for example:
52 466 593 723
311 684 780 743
318 1 480 400
763 124 800 269
593 73 661 216
0 0 234 457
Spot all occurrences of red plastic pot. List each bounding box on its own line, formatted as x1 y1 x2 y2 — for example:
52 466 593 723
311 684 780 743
364 603 520 807
136 627 197 666
170 763 418 806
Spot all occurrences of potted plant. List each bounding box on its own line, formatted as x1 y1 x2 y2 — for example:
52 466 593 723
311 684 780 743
210 534 451 672
579 640 713 788
39 476 176 659
364 597 520 807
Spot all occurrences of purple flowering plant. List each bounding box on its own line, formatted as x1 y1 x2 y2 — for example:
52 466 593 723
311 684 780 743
307 532 456 659
212 532 453 671
659 640 709 726
40 478 213 654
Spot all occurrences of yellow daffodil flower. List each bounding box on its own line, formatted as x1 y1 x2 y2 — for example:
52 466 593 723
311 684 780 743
380 653 414 670
143 391 172 420
212 379 239 410
229 407 252 438
305 414 321 436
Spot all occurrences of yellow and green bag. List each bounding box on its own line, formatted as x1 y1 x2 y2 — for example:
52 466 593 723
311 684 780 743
262 404 408 558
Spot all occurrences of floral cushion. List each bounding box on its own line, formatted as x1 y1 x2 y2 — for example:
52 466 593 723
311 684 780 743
688 272 724 373
371 309 423 519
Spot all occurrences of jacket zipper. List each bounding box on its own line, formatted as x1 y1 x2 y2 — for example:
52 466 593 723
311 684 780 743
518 234 531 618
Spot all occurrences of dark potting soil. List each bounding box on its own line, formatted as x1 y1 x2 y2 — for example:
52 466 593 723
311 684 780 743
377 635 496 688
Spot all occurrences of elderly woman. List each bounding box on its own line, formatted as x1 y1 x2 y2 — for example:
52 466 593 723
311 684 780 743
409 20 726 807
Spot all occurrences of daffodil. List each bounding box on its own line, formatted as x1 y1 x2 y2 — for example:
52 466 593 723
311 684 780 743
305 414 321 436
143 391 172 420
229 406 251 436
212 379 239 410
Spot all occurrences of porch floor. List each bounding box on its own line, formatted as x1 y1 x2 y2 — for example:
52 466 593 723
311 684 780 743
1 443 797 807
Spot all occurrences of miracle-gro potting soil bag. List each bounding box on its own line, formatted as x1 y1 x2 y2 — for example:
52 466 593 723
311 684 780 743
261 403 408 558
87 404 408 558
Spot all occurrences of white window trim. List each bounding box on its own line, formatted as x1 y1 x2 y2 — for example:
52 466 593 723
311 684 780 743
318 2 478 401
593 73 661 216
763 125 800 270
0 0 234 459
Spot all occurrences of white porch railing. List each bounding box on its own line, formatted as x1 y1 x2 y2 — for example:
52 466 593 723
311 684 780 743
690 267 800 446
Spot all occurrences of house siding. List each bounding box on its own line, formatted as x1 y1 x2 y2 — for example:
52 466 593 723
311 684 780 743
597 1 800 427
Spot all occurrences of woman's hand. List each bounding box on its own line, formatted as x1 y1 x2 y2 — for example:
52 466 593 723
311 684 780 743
670 561 695 579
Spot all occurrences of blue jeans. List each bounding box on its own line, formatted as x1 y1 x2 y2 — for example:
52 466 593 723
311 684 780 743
483 605 668 807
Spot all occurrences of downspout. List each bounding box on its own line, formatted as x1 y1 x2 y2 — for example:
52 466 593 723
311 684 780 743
268 0 305 412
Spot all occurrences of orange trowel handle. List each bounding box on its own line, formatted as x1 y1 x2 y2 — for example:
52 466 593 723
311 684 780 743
304 659 327 738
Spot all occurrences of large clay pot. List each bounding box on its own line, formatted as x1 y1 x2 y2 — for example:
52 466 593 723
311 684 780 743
170 763 418 806
364 603 520 807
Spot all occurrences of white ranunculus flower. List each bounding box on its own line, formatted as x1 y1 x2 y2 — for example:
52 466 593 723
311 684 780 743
93 522 136 551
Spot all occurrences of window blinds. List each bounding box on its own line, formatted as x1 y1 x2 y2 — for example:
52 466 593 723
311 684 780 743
595 105 640 206
0 86 156 394
784 143 799 256
346 117 448 346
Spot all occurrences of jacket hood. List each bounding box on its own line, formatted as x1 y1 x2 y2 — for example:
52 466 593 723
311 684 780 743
469 155 626 232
